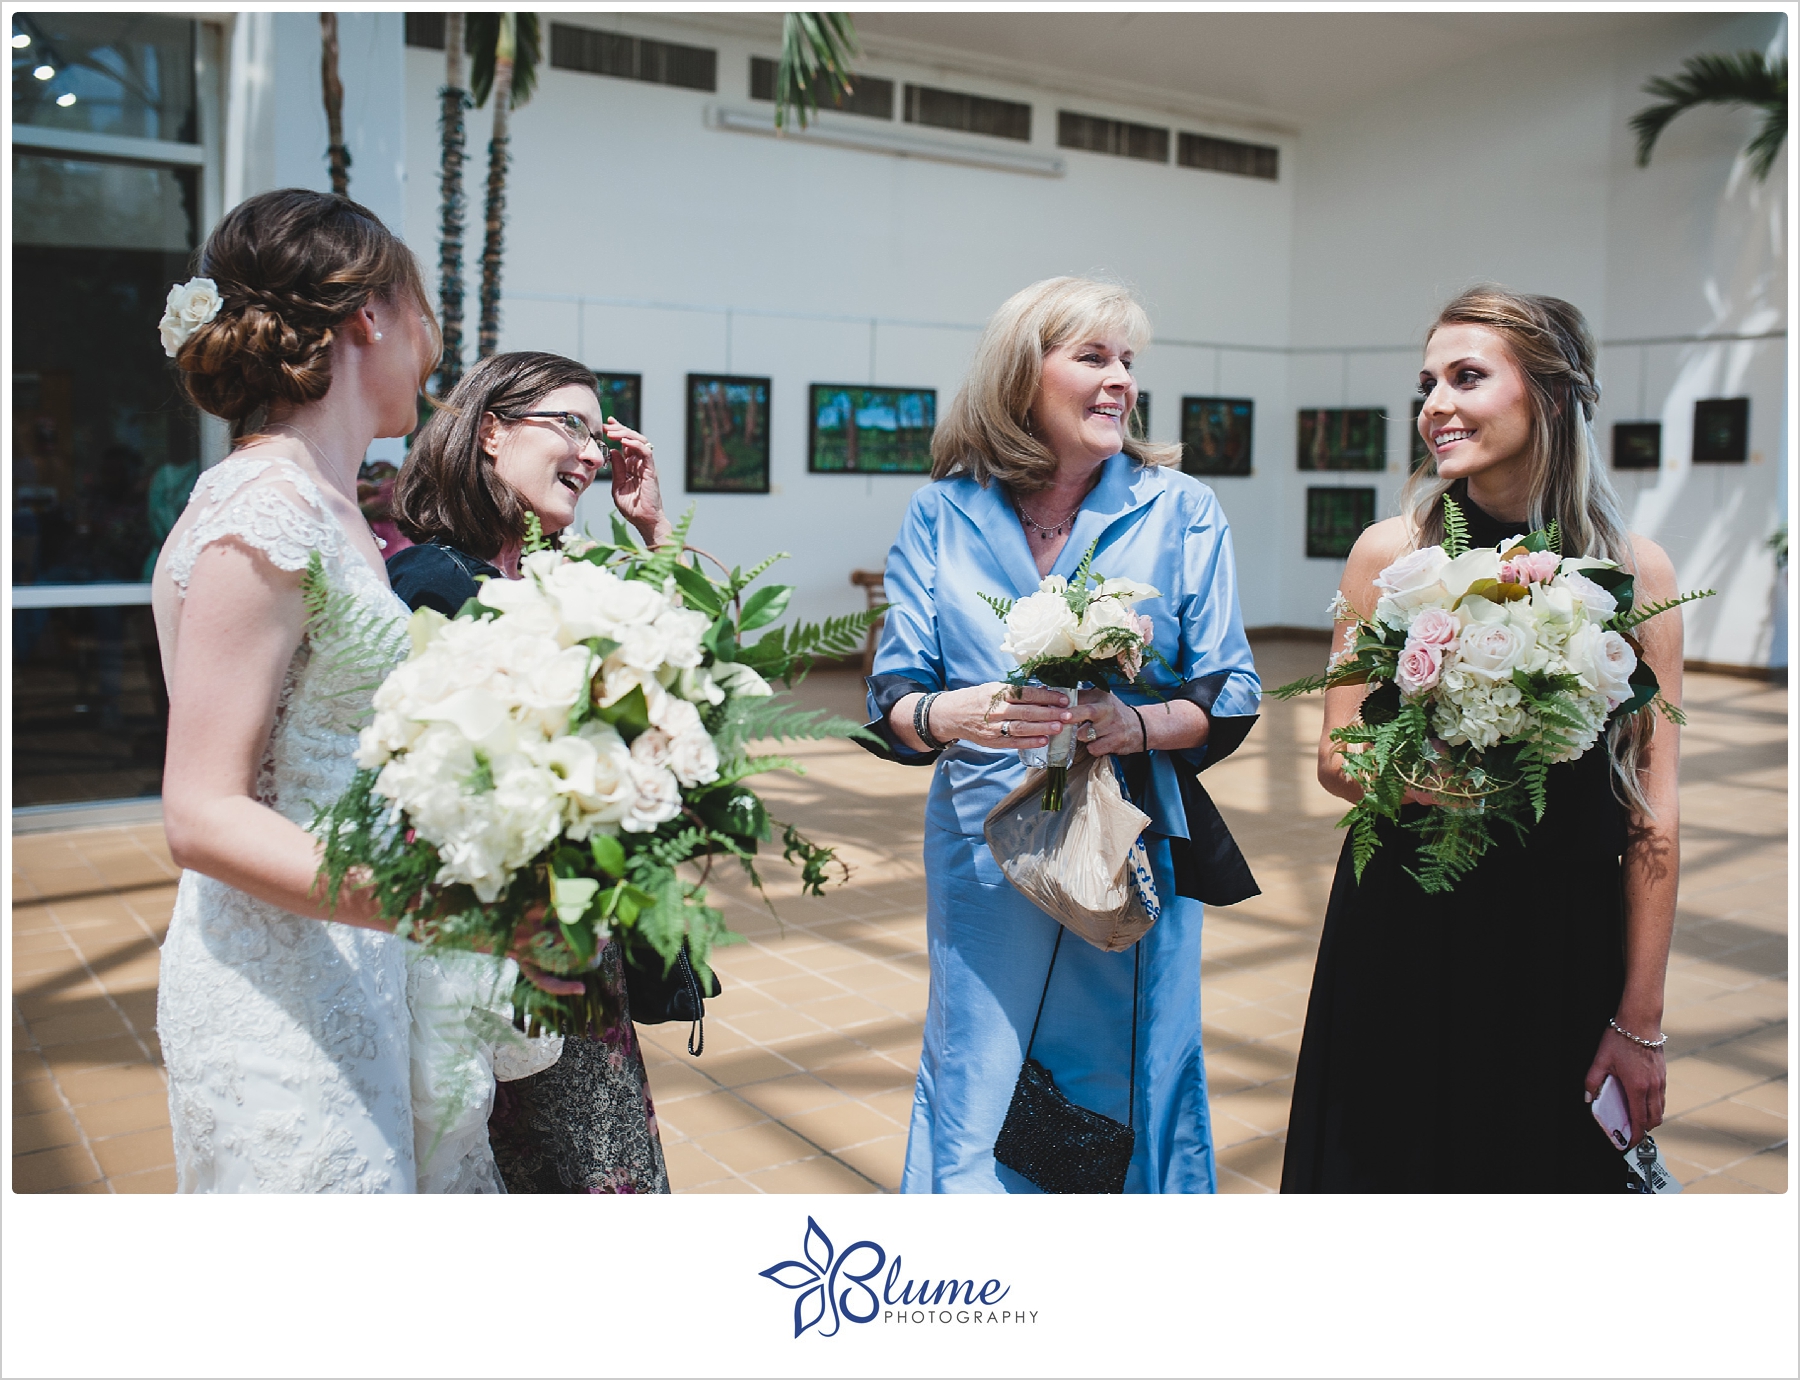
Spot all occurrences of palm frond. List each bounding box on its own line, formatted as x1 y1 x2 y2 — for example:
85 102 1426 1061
775 12 859 132
1441 495 1470 557
1631 52 1787 179
468 12 541 109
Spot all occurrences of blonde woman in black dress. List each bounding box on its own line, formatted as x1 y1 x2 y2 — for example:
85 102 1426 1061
1283 288 1684 1192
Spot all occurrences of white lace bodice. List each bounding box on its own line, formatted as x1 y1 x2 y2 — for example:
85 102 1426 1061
155 458 515 1193
164 455 407 824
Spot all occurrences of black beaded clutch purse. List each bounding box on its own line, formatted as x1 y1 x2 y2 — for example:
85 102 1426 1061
622 939 721 1056
993 929 1140 1194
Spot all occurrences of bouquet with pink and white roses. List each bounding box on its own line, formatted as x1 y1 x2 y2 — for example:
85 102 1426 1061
1276 497 1710 892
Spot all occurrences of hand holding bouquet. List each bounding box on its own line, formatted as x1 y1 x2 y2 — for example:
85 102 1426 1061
1275 497 1711 892
311 512 882 1035
982 542 1162 810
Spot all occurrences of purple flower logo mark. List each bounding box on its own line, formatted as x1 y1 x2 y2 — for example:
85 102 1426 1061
758 1217 887 1338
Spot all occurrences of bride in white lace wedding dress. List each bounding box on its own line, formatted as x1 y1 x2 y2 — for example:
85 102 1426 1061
149 190 562 1192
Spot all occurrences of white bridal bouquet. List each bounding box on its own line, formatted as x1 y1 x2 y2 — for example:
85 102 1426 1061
1275 497 1711 891
982 543 1161 810
313 514 879 1034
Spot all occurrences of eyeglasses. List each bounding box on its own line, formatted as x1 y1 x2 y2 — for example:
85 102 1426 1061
500 411 607 453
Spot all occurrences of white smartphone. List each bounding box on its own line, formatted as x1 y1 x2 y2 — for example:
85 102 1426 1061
1591 1073 1632 1150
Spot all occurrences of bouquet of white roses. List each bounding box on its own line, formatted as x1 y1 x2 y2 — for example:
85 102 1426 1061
1275 496 1711 892
981 542 1162 810
312 513 880 1036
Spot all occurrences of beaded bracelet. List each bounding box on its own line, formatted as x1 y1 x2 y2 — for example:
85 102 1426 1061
1608 1017 1668 1049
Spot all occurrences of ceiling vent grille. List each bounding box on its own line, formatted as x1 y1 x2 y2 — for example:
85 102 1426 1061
549 24 717 92
1058 110 1169 163
1178 131 1278 180
903 84 1031 142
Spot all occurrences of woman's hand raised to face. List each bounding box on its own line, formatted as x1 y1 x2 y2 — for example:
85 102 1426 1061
605 418 673 547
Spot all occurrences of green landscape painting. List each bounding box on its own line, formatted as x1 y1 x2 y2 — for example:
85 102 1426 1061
809 385 937 473
686 374 771 493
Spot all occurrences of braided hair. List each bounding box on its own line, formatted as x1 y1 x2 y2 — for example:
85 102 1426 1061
173 189 436 437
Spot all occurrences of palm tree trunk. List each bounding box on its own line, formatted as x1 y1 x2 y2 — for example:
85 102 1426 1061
477 14 515 361
437 14 468 389
320 14 350 196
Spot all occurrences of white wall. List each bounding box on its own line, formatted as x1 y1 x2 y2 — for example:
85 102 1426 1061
373 12 1788 663
403 16 1296 629
1286 11 1789 663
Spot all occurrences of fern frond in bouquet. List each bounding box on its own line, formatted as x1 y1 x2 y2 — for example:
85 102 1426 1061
1274 497 1712 894
313 507 883 1035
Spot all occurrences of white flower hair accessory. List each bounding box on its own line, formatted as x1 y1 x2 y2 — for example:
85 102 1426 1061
158 277 223 357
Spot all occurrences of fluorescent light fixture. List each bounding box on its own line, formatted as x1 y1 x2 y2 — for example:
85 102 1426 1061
12 33 30 48
705 105 1065 178
33 63 54 79
56 92 76 107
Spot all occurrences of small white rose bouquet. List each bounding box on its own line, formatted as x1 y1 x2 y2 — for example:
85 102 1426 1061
1275 497 1711 892
312 513 881 1035
981 542 1162 810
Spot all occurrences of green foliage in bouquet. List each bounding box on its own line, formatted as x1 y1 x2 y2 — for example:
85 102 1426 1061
1274 497 1711 894
307 510 885 1036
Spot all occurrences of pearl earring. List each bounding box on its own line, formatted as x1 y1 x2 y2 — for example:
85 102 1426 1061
374 331 384 341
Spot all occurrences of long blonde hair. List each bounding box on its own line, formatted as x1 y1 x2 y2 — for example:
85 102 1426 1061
1401 285 1653 817
930 276 1181 492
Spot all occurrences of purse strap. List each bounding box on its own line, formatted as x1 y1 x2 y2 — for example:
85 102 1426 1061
1023 928 1141 1130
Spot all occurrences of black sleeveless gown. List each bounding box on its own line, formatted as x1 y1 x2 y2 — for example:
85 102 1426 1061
1281 497 1636 1193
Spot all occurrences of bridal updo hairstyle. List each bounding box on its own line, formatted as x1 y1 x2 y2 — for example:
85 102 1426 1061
173 188 436 437
930 276 1180 492
392 350 601 560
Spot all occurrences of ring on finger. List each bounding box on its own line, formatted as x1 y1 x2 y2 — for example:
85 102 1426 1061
998 721 1012 738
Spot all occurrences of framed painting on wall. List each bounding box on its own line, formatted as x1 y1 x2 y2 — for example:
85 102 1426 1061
589 371 641 479
686 374 771 493
1298 407 1386 470
1409 396 1432 471
808 384 936 473
1613 422 1661 470
1180 396 1253 477
1306 486 1375 559
1130 391 1149 440
1692 397 1749 463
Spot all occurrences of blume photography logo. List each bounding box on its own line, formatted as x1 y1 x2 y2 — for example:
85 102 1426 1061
759 1217 1033 1339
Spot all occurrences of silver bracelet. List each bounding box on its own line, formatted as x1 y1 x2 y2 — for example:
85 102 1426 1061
1608 1017 1667 1049
914 691 949 751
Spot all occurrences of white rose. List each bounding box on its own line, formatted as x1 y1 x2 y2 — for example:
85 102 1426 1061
668 727 720 788
1559 570 1619 623
1371 545 1452 627
564 722 634 831
1456 619 1531 683
1565 623 1637 710
1074 596 1140 655
654 607 711 668
511 644 597 732
621 761 682 832
158 278 222 357
630 727 672 769
1000 590 1079 662
1037 575 1068 594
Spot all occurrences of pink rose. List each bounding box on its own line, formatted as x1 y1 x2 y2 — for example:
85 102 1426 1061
1395 641 1444 697
1409 607 1460 647
1500 550 1560 585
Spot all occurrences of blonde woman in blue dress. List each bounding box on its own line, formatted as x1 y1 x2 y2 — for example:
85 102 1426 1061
865 277 1261 1192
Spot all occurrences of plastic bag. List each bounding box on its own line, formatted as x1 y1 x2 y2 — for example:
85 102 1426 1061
983 752 1161 953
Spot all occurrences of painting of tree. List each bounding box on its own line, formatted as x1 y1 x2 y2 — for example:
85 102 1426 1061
687 374 771 493
809 385 935 473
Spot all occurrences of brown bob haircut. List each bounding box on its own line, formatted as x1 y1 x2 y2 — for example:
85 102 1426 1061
393 351 599 560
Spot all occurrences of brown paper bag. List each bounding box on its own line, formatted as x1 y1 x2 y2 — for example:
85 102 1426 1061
982 752 1160 953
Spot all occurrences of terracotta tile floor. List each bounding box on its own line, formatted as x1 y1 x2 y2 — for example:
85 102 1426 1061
10 641 1788 1193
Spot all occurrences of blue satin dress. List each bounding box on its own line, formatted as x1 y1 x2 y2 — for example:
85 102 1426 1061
865 452 1260 1193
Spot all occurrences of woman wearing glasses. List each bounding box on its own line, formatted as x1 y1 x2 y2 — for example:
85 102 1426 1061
390 350 674 1193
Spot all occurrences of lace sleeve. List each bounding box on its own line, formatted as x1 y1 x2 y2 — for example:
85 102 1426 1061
167 457 344 597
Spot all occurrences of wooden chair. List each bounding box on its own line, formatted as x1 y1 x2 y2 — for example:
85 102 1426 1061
850 568 886 675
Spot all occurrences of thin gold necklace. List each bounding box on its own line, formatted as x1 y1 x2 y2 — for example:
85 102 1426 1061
1014 491 1086 540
